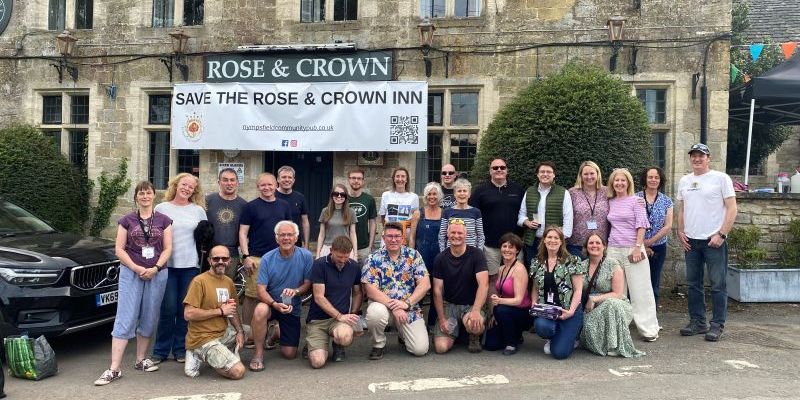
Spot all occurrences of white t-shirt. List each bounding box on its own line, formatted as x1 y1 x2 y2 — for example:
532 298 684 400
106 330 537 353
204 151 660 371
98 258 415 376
154 201 208 269
378 191 419 222
677 170 735 239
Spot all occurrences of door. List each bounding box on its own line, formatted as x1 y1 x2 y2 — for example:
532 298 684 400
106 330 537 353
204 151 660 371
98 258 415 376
264 151 333 244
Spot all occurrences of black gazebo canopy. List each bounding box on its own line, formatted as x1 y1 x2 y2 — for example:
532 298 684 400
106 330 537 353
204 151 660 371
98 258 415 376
729 54 800 126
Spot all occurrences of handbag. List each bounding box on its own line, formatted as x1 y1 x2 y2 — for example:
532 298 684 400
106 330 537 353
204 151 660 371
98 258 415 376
529 303 562 320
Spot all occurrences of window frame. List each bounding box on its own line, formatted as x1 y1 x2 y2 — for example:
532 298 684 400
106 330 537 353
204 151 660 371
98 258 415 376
183 0 204 26
48 0 66 31
333 0 357 21
420 0 481 18
301 0 326 22
152 0 175 28
74 0 93 29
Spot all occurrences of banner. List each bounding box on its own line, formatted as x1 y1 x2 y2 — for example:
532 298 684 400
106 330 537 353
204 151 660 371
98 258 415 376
171 81 427 151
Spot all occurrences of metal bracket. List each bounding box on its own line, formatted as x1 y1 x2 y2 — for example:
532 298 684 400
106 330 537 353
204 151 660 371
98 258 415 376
160 54 188 82
51 58 78 83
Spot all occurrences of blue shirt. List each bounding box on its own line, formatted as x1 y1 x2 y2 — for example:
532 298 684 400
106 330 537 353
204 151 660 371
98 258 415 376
361 246 428 324
240 197 292 256
257 246 313 317
635 191 674 246
307 255 361 322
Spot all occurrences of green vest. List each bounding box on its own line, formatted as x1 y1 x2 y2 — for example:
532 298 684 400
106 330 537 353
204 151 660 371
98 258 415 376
523 184 566 245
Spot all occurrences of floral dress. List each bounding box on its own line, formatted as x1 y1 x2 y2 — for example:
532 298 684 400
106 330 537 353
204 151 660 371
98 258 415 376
579 258 644 358
529 255 584 310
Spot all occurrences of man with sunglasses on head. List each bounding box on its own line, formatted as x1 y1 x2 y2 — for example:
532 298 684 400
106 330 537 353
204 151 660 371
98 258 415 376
183 246 249 380
439 164 458 210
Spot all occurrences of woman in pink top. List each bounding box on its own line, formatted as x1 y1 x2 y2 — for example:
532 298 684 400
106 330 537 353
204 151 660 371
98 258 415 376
568 161 611 258
484 233 532 355
606 168 660 342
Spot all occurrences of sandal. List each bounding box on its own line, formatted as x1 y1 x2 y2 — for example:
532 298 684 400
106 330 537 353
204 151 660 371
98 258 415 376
249 357 265 372
265 322 279 350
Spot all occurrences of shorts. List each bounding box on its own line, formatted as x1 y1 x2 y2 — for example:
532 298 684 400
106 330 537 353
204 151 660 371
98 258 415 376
305 318 353 351
482 247 502 275
192 324 252 371
269 311 302 347
433 302 485 339
244 256 261 298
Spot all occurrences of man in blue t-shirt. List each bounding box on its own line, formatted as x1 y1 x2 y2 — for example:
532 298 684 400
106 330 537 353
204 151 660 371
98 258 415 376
249 220 312 371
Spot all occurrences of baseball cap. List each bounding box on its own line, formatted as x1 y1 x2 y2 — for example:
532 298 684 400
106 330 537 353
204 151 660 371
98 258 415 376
688 143 710 155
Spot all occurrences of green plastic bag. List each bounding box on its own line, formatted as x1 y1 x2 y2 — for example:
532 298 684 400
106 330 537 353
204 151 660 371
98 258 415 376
4 336 58 380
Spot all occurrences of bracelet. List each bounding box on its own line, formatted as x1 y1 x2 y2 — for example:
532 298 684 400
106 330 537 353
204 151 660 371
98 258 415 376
219 307 224 316
334 312 342 320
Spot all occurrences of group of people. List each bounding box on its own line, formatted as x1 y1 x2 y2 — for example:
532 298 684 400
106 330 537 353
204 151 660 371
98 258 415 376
94 142 737 385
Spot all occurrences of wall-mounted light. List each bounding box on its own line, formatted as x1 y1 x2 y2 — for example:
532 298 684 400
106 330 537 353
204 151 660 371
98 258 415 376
417 18 436 78
606 16 626 72
161 28 190 82
52 30 78 83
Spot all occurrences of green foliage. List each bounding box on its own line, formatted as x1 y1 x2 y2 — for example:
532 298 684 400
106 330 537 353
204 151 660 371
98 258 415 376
728 226 767 269
89 158 131 237
0 124 90 232
726 122 793 171
779 219 800 267
471 63 653 188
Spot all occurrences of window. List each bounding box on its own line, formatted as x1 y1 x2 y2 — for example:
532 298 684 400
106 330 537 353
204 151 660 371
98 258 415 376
48 0 66 30
420 0 446 18
652 131 666 170
149 95 172 125
301 0 325 22
637 89 666 124
42 96 62 124
69 130 87 171
75 0 93 29
450 92 478 125
333 0 357 20
428 93 443 126
184 0 203 25
70 95 89 124
177 150 200 176
42 130 62 152
454 0 480 17
153 0 175 27
149 131 171 190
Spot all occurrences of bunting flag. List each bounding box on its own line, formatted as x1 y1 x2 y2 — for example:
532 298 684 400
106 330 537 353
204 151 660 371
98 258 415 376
750 44 765 62
730 63 740 83
781 42 798 60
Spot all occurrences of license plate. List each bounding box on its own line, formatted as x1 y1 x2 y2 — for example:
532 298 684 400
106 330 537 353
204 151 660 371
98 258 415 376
96 290 118 306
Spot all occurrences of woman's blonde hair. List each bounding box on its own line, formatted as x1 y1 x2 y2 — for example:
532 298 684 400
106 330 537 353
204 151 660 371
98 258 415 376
607 168 635 198
164 173 205 208
573 161 603 190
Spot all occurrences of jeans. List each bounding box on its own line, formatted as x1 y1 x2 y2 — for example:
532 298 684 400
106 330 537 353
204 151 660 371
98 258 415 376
523 237 541 268
153 267 198 358
649 243 668 305
533 305 584 360
484 305 532 350
685 238 728 327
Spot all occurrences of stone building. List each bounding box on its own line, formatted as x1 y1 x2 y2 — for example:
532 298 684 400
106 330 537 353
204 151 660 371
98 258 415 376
0 0 731 238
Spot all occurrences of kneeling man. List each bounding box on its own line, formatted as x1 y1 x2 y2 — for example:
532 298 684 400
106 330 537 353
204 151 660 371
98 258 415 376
306 236 364 368
183 246 249 379
433 220 489 354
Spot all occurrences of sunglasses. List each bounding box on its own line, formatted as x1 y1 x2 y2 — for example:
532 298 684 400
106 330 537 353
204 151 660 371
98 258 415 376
441 171 456 176
331 191 348 199
491 165 508 171
210 256 231 262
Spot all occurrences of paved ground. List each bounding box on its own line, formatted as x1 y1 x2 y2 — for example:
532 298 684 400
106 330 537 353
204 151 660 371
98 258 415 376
4 295 800 400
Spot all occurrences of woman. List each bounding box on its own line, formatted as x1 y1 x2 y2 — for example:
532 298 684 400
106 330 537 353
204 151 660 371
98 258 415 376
568 161 611 258
529 226 585 360
152 173 207 364
409 182 443 328
484 233 531 355
378 167 419 245
606 168 660 341
580 233 644 358
94 181 173 386
438 178 485 251
635 167 673 306
316 183 358 259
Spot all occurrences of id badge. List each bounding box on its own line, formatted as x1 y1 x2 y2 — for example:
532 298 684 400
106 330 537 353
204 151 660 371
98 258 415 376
586 219 598 230
142 246 155 259
546 292 555 304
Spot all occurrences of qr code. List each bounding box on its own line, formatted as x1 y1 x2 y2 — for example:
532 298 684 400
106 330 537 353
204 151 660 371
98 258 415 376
389 116 419 144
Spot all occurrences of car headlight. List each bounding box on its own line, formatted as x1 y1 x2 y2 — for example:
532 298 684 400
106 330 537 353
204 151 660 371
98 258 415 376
0 267 62 286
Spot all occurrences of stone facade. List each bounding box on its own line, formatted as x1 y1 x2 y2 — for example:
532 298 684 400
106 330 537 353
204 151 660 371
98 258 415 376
734 193 800 261
0 0 732 237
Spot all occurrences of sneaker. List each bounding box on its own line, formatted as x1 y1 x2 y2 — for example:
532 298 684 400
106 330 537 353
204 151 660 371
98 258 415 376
184 350 201 378
94 369 122 386
607 350 619 357
301 344 309 359
543 340 551 355
175 355 186 363
149 355 165 365
705 323 724 342
332 344 346 362
134 358 159 372
680 321 709 336
368 347 384 360
468 334 482 353
643 335 658 342
502 346 518 356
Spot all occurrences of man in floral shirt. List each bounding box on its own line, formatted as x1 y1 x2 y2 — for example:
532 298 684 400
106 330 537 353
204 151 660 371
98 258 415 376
361 222 430 360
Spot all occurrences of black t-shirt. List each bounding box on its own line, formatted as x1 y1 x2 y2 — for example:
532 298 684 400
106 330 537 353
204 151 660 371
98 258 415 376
440 187 456 210
432 246 488 305
469 180 525 247
543 269 562 307
307 255 361 322
275 190 308 245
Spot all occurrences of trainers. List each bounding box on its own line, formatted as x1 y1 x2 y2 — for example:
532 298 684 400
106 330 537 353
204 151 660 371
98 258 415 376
149 355 165 365
175 355 186 363
332 344 346 362
705 323 724 342
502 346 518 356
468 334 482 353
133 358 159 372
94 369 122 386
543 340 551 355
368 347 384 360
301 344 309 359
680 321 709 336
184 350 201 378
643 335 658 342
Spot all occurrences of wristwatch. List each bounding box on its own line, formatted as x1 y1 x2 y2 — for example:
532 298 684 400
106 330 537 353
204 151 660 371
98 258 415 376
241 254 250 258
717 232 727 240
405 299 413 309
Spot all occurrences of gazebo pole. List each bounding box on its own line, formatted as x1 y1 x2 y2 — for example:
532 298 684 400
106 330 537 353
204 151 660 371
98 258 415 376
744 98 755 187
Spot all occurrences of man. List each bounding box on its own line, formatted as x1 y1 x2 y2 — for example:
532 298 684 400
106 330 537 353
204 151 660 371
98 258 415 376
440 164 457 210
517 161 574 266
469 158 525 277
677 143 737 342
432 221 489 354
183 246 248 379
249 221 313 370
305 236 363 368
275 166 311 248
205 168 247 277
347 167 377 263
379 167 419 244
362 222 430 359
238 173 292 334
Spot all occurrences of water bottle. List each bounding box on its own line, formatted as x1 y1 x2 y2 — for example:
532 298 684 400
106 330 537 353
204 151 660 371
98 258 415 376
777 172 790 193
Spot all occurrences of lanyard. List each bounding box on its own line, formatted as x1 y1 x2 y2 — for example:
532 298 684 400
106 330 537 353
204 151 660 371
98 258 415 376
497 262 516 297
644 192 658 221
137 210 153 244
582 257 604 307
582 189 599 217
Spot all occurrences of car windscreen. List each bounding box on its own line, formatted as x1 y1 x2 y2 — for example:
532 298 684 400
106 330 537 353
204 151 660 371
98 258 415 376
0 200 56 234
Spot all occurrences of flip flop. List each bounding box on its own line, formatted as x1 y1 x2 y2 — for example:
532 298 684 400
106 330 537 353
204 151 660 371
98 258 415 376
249 357 264 372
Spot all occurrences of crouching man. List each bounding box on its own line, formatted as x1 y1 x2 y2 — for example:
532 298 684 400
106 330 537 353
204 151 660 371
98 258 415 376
183 246 249 379
306 236 364 368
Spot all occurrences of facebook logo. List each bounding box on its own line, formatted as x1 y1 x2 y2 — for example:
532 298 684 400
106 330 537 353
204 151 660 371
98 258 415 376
281 140 289 147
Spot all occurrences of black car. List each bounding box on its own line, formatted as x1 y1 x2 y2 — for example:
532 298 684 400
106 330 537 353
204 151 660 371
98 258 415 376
0 199 119 338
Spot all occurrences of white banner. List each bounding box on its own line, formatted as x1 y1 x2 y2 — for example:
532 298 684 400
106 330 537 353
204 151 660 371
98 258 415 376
171 81 427 151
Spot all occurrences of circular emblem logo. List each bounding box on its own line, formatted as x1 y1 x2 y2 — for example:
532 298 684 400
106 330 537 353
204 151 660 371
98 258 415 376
184 113 203 142
216 207 235 224
349 202 367 219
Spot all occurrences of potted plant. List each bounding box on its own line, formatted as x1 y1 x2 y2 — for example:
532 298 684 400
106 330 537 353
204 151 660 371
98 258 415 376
726 223 800 302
